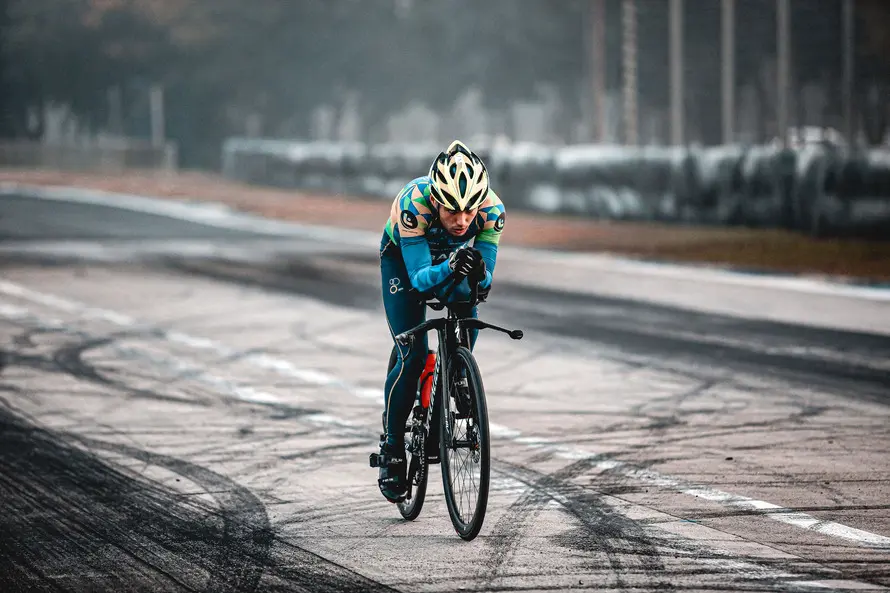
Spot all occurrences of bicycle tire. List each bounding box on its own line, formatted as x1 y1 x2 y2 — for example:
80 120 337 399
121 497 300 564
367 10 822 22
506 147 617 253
439 346 490 541
387 345 428 520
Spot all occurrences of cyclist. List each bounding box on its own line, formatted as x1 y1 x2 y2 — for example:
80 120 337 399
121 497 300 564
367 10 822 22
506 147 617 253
376 139 506 503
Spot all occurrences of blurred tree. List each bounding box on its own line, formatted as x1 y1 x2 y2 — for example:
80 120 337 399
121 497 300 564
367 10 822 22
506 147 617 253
3 0 173 131
0 0 591 162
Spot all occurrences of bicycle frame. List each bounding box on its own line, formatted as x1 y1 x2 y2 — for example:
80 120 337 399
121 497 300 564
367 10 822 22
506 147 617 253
393 276 523 457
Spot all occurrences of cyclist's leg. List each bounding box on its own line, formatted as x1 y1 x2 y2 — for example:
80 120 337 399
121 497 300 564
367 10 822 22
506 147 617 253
381 248 427 444
378 236 427 500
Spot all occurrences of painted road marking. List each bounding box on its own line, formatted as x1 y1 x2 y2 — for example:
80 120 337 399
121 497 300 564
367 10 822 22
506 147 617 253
1 279 888 551
2 298 886 590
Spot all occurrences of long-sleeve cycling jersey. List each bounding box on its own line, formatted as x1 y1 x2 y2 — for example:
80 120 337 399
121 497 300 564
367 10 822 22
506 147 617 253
382 176 506 296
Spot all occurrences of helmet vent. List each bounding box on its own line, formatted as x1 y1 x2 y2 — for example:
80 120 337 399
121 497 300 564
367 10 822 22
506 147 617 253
459 173 467 197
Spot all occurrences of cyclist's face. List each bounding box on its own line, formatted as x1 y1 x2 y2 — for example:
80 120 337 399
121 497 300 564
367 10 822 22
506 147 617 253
438 205 478 236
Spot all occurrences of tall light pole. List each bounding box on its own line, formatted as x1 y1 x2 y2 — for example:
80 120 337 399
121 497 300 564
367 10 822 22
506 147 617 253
842 0 855 147
590 0 607 143
150 84 165 148
722 0 735 144
670 0 684 145
776 0 791 145
622 0 638 145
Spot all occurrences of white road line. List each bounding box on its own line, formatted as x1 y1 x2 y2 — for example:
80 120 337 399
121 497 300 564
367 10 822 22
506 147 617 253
2 293 886 590
488 424 890 549
0 280 379 401
3 183 889 301
0 301 380 431
1 279 888 551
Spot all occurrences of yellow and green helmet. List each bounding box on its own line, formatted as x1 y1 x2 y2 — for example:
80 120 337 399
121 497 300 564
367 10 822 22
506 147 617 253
428 140 490 212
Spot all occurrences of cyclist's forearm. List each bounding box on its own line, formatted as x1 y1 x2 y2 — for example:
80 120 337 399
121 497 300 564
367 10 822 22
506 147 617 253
475 241 498 289
401 236 451 292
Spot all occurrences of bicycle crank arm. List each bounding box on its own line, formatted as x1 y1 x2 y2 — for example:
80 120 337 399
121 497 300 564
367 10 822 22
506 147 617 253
461 319 523 340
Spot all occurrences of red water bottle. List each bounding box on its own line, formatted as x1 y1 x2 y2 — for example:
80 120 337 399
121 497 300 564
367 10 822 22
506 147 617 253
419 350 436 409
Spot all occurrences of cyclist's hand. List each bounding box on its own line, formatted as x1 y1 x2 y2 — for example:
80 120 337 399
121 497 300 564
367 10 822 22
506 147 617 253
476 283 491 302
448 245 478 277
468 257 486 283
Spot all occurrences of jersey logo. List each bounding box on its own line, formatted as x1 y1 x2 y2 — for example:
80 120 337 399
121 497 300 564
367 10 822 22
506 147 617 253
400 209 418 230
494 212 506 231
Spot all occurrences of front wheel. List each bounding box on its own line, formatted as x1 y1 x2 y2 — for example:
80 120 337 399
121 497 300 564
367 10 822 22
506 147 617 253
439 346 490 541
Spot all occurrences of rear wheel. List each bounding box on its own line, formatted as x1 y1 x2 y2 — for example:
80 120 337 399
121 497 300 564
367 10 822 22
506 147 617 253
439 346 490 541
397 405 428 520
387 345 428 520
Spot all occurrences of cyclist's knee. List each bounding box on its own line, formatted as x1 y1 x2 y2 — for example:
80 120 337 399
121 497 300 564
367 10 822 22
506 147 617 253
391 342 426 378
403 346 426 374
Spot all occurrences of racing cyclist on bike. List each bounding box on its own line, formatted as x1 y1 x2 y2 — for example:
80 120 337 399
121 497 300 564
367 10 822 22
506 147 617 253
376 139 506 503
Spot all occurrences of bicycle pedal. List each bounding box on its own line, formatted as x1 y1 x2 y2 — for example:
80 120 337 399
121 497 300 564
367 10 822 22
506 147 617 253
369 453 380 468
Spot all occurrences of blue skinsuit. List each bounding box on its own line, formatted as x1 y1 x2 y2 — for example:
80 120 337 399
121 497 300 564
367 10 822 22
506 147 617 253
379 176 506 445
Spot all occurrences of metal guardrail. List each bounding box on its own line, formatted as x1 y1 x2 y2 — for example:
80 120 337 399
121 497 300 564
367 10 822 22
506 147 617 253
220 138 890 238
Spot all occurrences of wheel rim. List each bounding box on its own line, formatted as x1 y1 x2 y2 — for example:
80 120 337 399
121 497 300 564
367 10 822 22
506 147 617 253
443 370 483 526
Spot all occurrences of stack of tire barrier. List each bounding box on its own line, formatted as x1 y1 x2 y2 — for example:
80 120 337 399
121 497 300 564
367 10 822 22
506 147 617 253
222 137 890 238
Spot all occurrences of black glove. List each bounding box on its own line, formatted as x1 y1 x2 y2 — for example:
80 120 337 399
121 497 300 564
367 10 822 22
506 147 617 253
468 257 486 283
476 283 491 302
448 245 480 278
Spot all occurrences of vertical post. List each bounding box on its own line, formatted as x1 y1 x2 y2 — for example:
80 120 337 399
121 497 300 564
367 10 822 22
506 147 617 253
842 0 855 148
722 0 735 144
776 0 790 146
622 0 638 145
591 0 607 143
107 86 123 136
150 84 165 148
670 0 684 145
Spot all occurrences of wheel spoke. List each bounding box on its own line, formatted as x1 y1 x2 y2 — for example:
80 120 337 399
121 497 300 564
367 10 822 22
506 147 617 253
440 347 489 540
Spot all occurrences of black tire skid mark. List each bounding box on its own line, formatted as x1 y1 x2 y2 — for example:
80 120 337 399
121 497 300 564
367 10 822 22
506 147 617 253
1 319 203 406
1 349 59 375
80 439 399 593
495 298 890 405
0 406 397 593
594 461 881 590
5 320 333 422
565 459 883 588
483 458 666 591
0 406 258 592
484 459 849 593
52 335 217 406
162 257 380 311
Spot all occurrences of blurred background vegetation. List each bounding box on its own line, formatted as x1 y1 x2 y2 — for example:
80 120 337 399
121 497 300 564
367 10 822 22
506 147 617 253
2 0 889 169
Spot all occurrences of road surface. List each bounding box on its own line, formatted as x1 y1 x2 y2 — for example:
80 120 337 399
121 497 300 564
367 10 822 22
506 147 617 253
1 190 889 592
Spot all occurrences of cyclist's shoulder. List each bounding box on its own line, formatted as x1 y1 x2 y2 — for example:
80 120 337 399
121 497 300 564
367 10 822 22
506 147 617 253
392 176 436 238
481 189 505 211
396 176 434 207
474 188 506 242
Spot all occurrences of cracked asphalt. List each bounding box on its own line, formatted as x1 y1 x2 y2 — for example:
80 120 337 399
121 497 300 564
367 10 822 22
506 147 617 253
1 192 889 592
